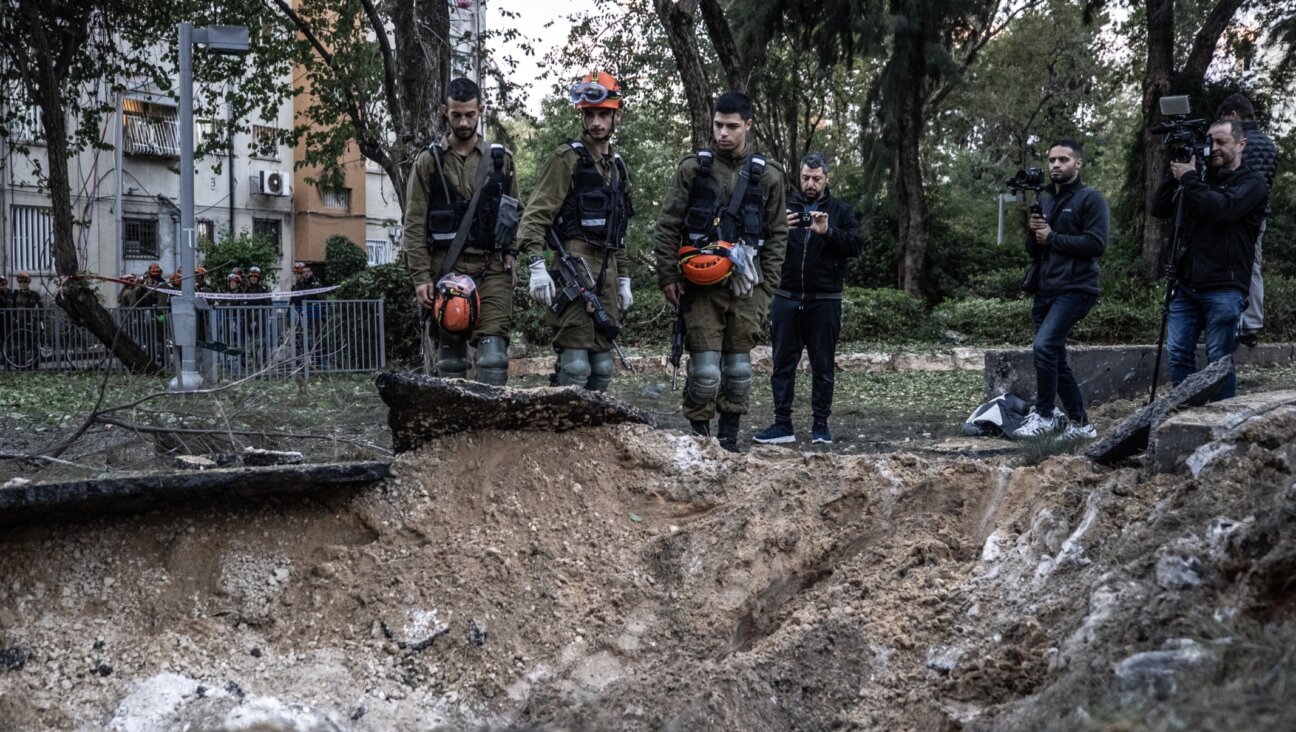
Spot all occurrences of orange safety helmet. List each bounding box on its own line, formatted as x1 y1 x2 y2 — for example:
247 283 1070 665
170 271 183 287
676 240 735 286
570 71 623 110
147 263 162 277
432 273 480 335
195 266 207 276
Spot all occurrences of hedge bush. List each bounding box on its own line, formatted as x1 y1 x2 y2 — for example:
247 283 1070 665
334 263 419 365
1263 275 1296 342
324 235 369 285
839 287 939 343
934 297 1034 345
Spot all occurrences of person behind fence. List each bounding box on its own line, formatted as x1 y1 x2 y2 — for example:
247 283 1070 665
117 274 139 308
137 263 166 309
1013 139 1109 440
518 71 633 392
194 266 213 293
0 275 10 308
11 272 41 309
1216 93 1279 348
753 152 862 447
403 76 520 385
653 90 788 452
1152 119 1268 401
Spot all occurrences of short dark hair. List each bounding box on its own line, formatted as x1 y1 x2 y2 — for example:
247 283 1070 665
445 77 481 105
1210 119 1245 142
714 90 754 121
1049 139 1084 158
1216 93 1255 121
800 152 830 176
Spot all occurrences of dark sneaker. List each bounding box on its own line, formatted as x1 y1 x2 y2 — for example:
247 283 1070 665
1238 330 1259 348
753 423 796 444
812 420 832 445
689 420 710 438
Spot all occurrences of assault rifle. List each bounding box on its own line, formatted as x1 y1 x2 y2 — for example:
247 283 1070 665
669 289 692 391
547 229 631 370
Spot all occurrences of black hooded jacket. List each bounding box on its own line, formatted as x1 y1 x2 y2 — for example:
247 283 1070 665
776 190 863 296
1152 162 1268 294
1024 178 1109 297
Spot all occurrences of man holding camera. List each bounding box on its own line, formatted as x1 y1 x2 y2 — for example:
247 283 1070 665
1013 140 1109 439
752 153 861 446
1152 120 1268 401
1216 94 1278 347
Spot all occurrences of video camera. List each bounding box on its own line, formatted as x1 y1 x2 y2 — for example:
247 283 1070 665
1006 167 1045 216
1151 95 1210 165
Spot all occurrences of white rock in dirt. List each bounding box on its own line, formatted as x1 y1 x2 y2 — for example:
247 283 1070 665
108 672 205 732
1186 441 1235 477
1113 638 1221 704
1155 542 1204 590
980 529 1010 563
3 477 31 489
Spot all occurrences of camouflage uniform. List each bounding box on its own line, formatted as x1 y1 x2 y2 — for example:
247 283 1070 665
518 132 632 388
402 134 520 384
653 143 787 426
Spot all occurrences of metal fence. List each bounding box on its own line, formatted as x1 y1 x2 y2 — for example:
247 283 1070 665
0 300 385 379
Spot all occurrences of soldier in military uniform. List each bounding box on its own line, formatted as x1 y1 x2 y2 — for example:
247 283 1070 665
117 274 140 308
518 71 634 392
10 272 42 309
403 77 520 385
653 90 788 452
0 275 11 308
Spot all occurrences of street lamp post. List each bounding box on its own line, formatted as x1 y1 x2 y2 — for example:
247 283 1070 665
173 22 249 391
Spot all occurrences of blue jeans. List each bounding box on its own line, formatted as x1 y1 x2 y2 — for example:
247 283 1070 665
1167 285 1245 400
1032 292 1096 422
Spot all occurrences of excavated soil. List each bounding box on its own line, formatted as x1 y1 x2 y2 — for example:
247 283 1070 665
2 407 1296 730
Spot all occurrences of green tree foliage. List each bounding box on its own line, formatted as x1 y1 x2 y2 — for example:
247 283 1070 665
334 263 418 365
324 235 369 285
198 229 280 289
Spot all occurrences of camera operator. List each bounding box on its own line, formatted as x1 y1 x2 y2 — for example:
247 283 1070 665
753 153 862 446
1152 119 1268 401
1013 140 1109 440
1216 93 1278 346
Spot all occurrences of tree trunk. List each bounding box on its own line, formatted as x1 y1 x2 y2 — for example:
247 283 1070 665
389 0 450 210
895 78 930 299
19 3 160 374
653 0 714 150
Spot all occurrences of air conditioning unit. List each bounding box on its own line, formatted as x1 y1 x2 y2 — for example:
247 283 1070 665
257 170 289 197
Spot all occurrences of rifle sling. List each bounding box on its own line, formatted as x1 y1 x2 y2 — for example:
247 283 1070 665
438 140 495 280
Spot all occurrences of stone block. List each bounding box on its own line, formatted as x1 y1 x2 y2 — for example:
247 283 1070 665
1149 390 1296 473
985 343 1294 406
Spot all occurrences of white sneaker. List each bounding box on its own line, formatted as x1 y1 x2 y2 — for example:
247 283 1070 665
1012 410 1059 439
1061 421 1098 440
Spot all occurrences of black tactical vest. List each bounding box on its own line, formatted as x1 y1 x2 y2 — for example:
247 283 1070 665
554 140 633 249
682 150 768 248
425 142 514 251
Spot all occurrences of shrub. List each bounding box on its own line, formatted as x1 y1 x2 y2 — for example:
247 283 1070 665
324 235 369 285
839 287 939 343
962 267 1029 301
1263 275 1296 342
934 297 1034 345
1072 289 1161 344
334 263 419 365
198 229 280 287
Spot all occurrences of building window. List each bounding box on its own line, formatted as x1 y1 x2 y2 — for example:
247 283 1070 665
10 205 54 273
251 124 280 160
365 238 394 266
321 187 351 210
123 216 160 259
3 83 44 143
122 98 180 158
196 219 216 244
196 118 229 156
252 217 281 253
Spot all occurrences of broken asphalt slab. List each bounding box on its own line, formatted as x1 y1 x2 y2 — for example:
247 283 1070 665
0 461 391 529
1085 356 1233 466
376 372 655 453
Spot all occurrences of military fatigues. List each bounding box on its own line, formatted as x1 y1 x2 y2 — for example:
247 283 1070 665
403 134 520 384
518 132 633 388
653 144 787 426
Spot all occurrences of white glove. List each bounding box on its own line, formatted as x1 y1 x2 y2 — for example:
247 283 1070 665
617 276 633 311
729 243 761 298
528 259 554 307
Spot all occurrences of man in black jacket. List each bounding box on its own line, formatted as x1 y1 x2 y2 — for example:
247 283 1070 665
1153 119 1268 401
753 153 862 446
1216 94 1278 346
1013 140 1109 440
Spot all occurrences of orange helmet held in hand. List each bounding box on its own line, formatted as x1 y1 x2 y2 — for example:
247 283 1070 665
570 71 623 110
432 273 480 335
676 240 735 286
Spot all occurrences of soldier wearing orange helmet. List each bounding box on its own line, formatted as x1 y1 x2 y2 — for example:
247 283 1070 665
652 90 787 452
518 71 635 392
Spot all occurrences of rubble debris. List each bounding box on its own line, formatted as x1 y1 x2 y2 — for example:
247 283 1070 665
241 447 305 467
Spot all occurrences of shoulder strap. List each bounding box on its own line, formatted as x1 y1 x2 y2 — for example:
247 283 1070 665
568 139 594 168
726 154 765 223
612 154 630 189
696 149 714 176
428 141 453 203
439 141 497 279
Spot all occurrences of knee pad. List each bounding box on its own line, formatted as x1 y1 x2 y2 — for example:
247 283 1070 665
556 349 592 387
474 336 509 386
686 351 721 405
436 340 470 379
721 352 753 404
586 351 614 392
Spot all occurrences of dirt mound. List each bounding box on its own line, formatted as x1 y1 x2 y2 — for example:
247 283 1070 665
2 410 1295 730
